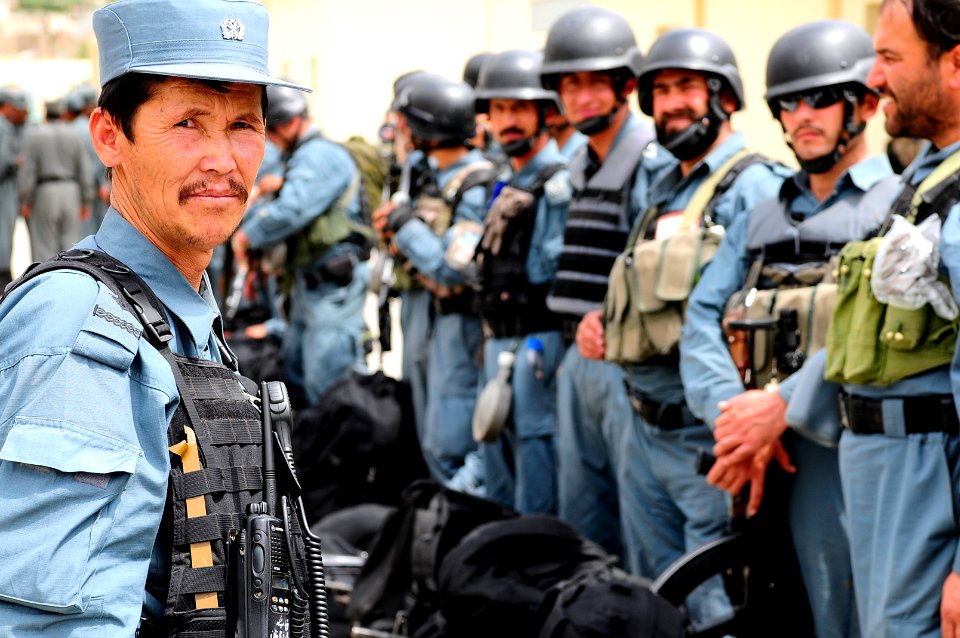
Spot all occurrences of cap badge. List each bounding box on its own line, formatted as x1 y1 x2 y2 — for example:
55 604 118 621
220 18 245 41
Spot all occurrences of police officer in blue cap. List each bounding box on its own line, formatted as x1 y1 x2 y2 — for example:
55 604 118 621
0 1 307 635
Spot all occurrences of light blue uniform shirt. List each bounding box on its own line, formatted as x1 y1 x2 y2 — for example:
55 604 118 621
681 154 895 427
0 208 224 636
241 126 359 251
394 148 494 286
623 132 788 405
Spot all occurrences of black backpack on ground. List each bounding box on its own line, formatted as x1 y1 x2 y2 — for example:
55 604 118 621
292 371 429 524
538 567 687 638
425 515 615 638
347 481 517 635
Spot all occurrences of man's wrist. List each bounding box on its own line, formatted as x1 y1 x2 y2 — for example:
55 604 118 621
386 204 414 234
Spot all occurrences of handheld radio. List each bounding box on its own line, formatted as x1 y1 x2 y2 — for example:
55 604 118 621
229 381 297 638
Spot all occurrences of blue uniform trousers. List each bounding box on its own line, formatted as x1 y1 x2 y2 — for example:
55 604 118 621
840 427 960 638
399 287 432 444
784 430 859 638
284 260 369 406
422 310 483 482
480 331 564 514
620 411 731 623
556 346 632 558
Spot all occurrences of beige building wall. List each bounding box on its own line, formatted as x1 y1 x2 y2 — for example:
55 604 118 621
265 0 889 166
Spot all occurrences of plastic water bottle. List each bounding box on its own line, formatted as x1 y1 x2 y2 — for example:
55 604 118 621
525 336 545 380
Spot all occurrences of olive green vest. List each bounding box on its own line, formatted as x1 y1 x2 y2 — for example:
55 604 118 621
825 150 960 385
603 148 756 365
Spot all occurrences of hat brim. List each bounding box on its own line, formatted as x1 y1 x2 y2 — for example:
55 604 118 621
126 62 311 92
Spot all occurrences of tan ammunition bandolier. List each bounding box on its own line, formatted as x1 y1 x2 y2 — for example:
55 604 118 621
603 149 762 365
825 151 960 386
726 173 900 388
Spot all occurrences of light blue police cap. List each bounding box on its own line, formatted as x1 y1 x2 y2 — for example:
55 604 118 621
93 0 310 92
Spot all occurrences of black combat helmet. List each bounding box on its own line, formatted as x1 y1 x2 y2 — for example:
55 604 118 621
391 70 427 111
539 7 642 135
765 19 874 113
765 20 876 173
463 52 494 88
396 75 477 148
266 84 308 129
637 28 744 115
638 28 742 161
475 50 560 113
474 50 560 156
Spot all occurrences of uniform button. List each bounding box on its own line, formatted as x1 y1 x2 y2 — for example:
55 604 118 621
840 264 850 275
894 332 904 342
863 268 871 278
884 331 894 340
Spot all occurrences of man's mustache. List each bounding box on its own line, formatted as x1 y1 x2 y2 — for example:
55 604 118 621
178 179 249 205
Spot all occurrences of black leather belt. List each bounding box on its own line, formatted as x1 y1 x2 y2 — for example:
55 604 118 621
838 392 959 436
482 313 562 339
37 176 74 184
624 384 693 430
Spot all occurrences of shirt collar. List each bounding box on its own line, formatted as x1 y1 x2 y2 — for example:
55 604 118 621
435 148 486 186
780 153 894 201
651 131 747 203
904 139 960 185
513 139 563 184
84 208 220 356
584 112 643 173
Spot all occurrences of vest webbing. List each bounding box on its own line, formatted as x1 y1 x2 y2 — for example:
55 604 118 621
287 131 374 270
601 150 767 366
547 125 653 318
475 162 566 337
729 173 900 386
825 148 960 386
2 250 309 637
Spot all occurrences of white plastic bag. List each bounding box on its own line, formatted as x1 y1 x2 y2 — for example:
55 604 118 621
871 214 958 320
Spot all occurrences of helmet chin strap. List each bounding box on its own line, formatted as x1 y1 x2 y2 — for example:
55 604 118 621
789 90 864 175
503 105 551 157
658 84 727 161
502 136 536 157
573 94 628 136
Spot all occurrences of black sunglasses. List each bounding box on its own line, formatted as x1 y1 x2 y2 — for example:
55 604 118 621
776 86 847 113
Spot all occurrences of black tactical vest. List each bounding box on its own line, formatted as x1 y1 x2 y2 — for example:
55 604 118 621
3 250 312 638
547 125 654 318
746 174 902 283
474 163 565 338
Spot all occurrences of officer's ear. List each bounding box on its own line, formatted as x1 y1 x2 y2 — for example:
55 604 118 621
857 91 880 121
89 107 124 170
719 87 738 117
944 44 960 92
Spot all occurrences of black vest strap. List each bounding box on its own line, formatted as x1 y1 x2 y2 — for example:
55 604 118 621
173 466 263 500
175 513 246 545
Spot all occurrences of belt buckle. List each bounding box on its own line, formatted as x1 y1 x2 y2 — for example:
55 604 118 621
837 394 851 431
